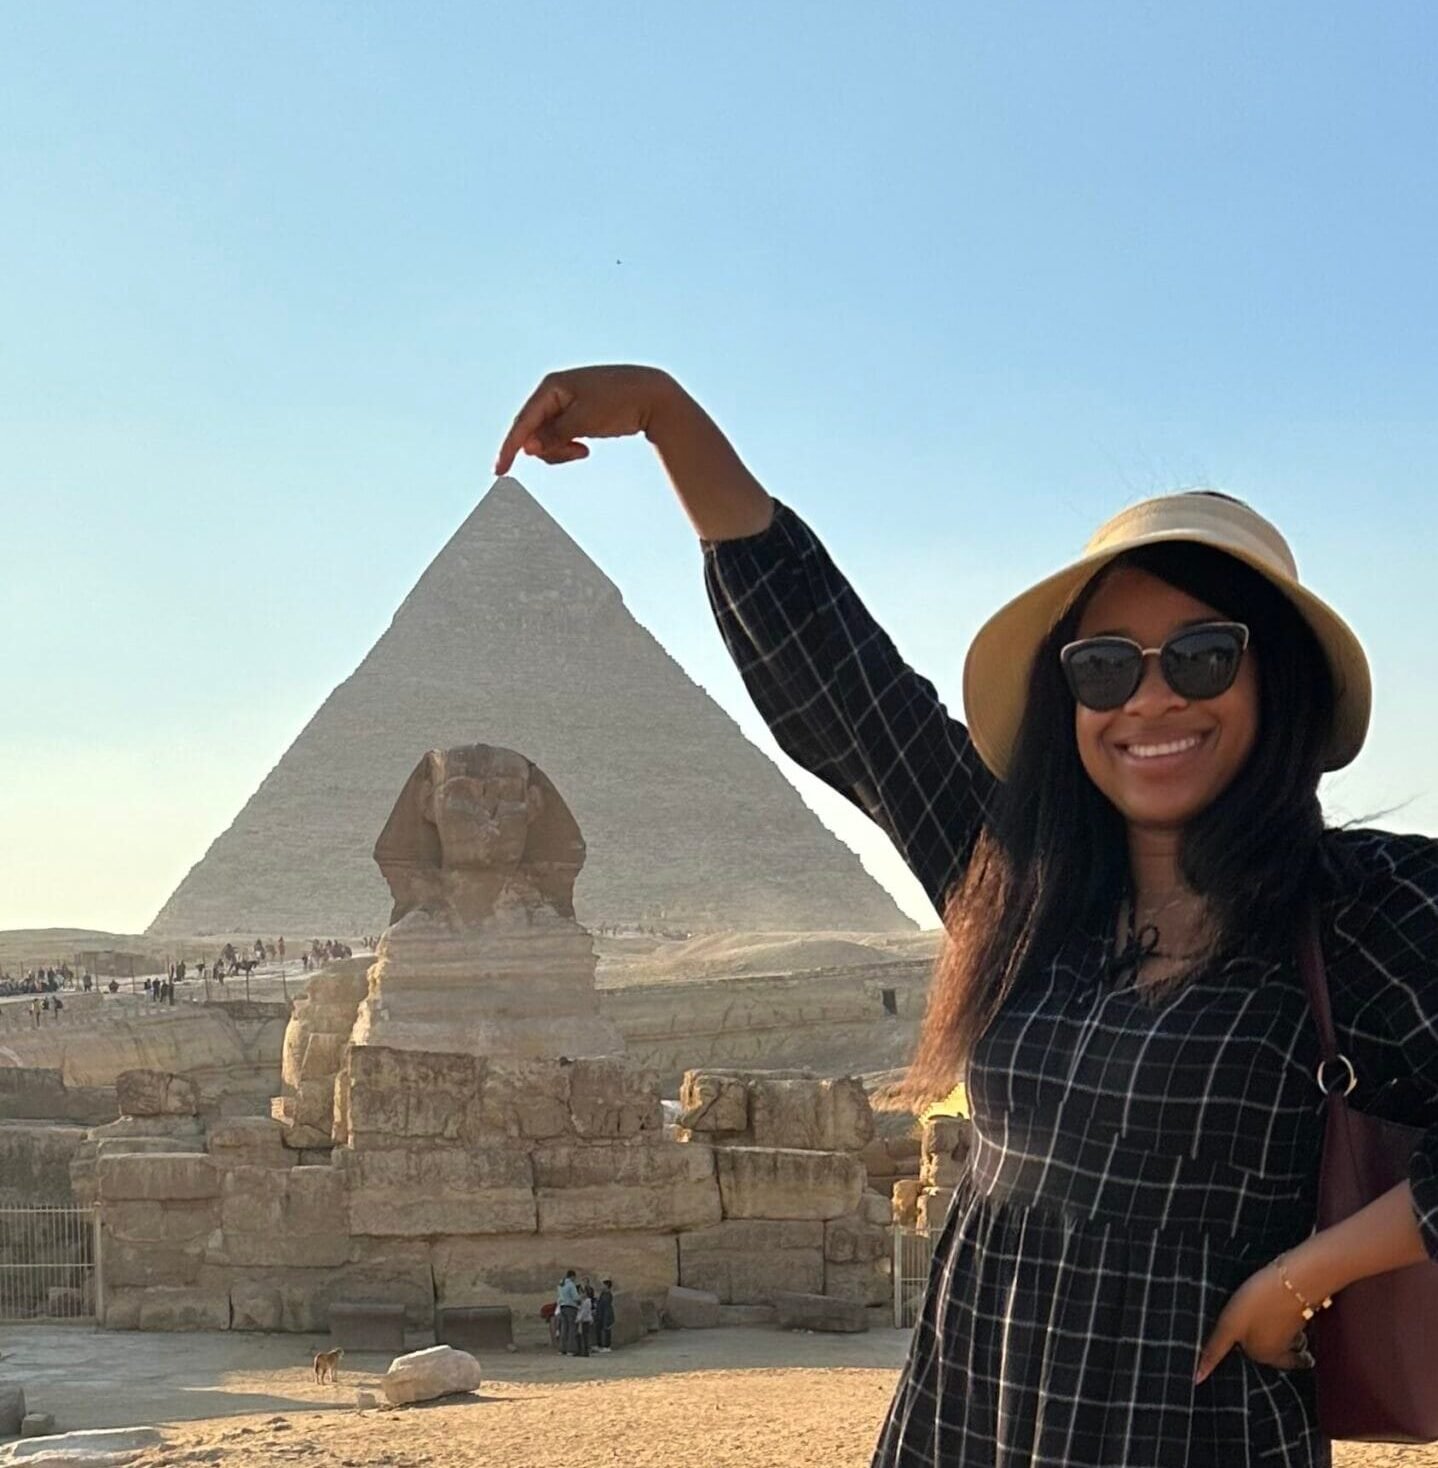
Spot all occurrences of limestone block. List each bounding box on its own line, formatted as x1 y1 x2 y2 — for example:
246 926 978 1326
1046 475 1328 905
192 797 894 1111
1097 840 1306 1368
230 1282 283 1331
137 1286 231 1331
665 1285 720 1329
921 1115 969 1157
223 1240 436 1332
824 1257 892 1308
89 1115 207 1143
343 1147 535 1236
678 1219 824 1304
337 1046 471 1148
115 1069 198 1118
749 1077 874 1153
566 1058 662 1140
207 1117 294 1168
919 1115 972 1190
891 1178 922 1228
861 1190 893 1227
101 1289 142 1329
533 1141 720 1234
432 1233 676 1348
381 1345 482 1407
216 1165 349 1266
715 1147 865 1221
96 1152 218 1202
824 1212 889 1264
916 1187 955 1233
771 1289 868 1333
0 1385 25 1437
676 1071 748 1134
101 1234 209 1290
102 1199 218 1245
609 1290 645 1347
472 1057 572 1141
21 1411 56 1437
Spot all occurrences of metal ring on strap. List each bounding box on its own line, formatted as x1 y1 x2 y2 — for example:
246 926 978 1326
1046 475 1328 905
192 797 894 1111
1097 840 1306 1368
1316 1054 1358 1097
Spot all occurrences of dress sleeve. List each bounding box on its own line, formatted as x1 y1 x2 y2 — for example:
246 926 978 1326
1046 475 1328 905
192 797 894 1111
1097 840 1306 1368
702 497 995 915
1329 832 1438 1261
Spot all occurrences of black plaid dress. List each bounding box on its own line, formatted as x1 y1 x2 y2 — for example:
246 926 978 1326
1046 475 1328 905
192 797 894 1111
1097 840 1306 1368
703 499 1438 1468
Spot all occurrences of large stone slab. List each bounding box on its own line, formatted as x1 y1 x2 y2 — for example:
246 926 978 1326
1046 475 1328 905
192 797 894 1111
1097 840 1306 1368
381 1345 482 1406
115 1070 198 1118
677 1219 824 1304
664 1285 720 1329
565 1059 662 1140
749 1077 874 1153
824 1258 892 1307
342 1147 535 1236
214 1165 349 1267
676 1071 748 1134
134 1286 231 1331
824 1210 889 1263
96 1152 218 1202
224 1239 436 1331
715 1147 865 1221
533 1141 719 1234
207 1117 293 1168
340 1047 479 1148
338 1048 587 1149
771 1289 868 1333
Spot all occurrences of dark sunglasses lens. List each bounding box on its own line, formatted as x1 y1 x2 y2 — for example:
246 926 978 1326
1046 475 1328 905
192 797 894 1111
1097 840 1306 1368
1064 642 1142 710
1161 627 1244 700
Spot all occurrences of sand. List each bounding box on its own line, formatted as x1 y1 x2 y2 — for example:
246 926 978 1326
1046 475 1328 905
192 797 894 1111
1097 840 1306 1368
6 1325 1436 1467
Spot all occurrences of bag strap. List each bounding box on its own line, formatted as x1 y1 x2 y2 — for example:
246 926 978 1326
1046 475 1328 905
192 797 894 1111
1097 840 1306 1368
1299 908 1357 1097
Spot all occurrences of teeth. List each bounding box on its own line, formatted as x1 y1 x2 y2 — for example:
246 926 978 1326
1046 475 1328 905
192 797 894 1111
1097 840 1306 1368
1125 735 1204 760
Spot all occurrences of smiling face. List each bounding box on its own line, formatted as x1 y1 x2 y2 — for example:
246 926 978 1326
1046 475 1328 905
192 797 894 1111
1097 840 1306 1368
1072 565 1260 831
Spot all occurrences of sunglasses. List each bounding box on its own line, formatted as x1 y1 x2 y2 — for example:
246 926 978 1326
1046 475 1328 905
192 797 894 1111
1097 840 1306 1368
1059 621 1250 711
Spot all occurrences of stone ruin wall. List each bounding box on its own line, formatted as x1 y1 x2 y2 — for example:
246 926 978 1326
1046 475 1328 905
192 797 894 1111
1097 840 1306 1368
74 1057 898 1343
0 995 288 1109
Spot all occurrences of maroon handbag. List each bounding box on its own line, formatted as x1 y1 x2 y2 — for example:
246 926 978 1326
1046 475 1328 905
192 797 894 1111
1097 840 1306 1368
1298 917 1438 1441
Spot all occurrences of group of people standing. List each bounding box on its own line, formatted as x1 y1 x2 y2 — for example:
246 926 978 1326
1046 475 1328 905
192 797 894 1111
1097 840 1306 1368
546 1271 615 1357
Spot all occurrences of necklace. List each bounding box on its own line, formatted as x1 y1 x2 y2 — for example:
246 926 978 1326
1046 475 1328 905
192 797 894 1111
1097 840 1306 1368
1108 889 1214 984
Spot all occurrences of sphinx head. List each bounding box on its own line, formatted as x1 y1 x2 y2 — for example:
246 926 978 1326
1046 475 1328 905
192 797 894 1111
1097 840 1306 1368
373 744 585 925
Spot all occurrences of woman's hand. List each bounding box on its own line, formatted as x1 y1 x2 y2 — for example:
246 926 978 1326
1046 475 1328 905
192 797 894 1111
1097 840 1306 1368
1194 1261 1314 1384
494 365 680 474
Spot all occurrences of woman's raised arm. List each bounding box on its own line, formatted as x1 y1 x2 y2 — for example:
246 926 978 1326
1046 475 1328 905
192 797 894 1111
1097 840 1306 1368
496 365 994 915
495 365 772 542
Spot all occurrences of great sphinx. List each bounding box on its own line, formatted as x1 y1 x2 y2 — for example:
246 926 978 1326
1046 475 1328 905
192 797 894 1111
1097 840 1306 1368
348 744 623 1059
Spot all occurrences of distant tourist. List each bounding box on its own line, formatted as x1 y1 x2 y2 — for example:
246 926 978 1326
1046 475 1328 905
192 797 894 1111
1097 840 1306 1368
595 1279 615 1352
575 1289 594 1357
555 1270 580 1356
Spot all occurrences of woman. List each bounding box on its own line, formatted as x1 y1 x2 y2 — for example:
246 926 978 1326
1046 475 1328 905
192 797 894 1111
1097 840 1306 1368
497 367 1438 1466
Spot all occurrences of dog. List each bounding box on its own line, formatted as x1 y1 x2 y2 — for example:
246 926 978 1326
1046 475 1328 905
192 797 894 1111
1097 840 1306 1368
312 1347 344 1385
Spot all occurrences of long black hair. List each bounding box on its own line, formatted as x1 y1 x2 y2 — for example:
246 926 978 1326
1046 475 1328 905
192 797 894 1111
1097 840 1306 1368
902 529 1338 1105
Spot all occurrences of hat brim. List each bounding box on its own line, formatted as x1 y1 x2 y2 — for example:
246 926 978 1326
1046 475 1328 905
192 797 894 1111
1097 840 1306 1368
961 527 1371 781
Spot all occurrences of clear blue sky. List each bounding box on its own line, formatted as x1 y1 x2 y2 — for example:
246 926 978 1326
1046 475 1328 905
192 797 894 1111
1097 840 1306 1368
4 3 1437 934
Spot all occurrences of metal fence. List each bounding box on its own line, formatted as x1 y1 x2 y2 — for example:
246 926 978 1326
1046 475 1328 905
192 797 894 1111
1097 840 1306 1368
892 1225 936 1328
0 1206 100 1322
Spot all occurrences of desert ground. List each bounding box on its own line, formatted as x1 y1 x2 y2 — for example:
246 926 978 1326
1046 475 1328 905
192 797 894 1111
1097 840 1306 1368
4 1325 1436 1467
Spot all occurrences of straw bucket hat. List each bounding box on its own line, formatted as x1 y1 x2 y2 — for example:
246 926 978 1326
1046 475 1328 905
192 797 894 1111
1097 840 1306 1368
961 490 1371 780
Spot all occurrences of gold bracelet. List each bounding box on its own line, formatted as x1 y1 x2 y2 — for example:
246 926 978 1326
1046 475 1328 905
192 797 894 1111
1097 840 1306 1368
1274 1254 1333 1322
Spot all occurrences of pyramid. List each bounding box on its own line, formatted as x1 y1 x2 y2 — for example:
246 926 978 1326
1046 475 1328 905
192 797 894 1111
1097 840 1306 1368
147 479 914 938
